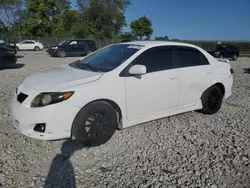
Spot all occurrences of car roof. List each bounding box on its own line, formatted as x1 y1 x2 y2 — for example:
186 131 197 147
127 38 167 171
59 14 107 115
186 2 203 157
69 39 94 41
22 40 37 42
121 40 199 48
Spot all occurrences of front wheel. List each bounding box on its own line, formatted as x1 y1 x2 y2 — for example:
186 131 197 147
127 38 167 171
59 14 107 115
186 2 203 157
232 54 238 61
218 54 224 59
71 101 117 146
58 51 66 58
199 85 223 114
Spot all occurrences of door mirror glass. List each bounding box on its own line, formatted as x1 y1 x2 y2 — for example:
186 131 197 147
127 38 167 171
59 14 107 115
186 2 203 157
129 65 147 75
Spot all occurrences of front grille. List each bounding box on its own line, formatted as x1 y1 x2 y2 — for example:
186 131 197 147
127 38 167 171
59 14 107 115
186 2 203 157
17 92 28 103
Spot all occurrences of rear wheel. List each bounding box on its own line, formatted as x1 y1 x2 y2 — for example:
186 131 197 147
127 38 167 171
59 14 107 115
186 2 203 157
58 51 66 58
34 46 40 51
15 46 19 51
71 101 117 146
219 54 224 59
232 54 238 61
199 85 223 114
87 50 93 55
0 58 3 69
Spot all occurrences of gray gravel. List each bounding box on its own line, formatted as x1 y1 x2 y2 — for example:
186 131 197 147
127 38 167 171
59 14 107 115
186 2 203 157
0 51 250 188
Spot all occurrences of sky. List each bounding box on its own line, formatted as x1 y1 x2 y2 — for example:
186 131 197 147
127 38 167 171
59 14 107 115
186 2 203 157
70 0 250 41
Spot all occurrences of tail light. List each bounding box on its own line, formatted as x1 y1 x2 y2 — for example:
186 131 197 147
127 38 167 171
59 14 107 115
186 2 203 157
230 68 234 74
7 51 14 55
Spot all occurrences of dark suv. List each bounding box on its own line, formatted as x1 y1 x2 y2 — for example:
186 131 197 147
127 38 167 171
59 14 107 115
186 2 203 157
215 45 239 60
48 39 97 57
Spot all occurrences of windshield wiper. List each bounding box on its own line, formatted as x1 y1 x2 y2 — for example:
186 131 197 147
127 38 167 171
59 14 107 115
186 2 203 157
79 63 98 72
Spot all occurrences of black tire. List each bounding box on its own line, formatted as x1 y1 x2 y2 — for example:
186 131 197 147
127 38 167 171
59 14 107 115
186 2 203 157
219 54 224 59
34 46 40 51
232 54 238 61
58 51 66 58
199 85 223 114
15 46 19 51
71 101 117 147
0 59 3 70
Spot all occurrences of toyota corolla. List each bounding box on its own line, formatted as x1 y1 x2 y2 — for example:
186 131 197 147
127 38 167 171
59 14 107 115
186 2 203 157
11 41 233 146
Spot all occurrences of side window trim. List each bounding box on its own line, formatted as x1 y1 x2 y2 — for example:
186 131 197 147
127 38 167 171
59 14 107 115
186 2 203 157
119 46 175 77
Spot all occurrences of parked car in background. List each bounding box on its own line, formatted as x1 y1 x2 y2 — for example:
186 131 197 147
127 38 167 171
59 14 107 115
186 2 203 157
48 39 97 57
0 39 17 54
13 40 44 51
207 45 239 60
46 40 68 53
11 41 233 146
0 46 17 69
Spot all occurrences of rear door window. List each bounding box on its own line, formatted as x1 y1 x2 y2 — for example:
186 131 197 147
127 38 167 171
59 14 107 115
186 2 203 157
78 40 87 46
27 41 35 44
175 47 208 68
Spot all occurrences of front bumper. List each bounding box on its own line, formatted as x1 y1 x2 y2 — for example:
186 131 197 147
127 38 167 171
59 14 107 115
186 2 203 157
223 75 233 100
11 84 81 140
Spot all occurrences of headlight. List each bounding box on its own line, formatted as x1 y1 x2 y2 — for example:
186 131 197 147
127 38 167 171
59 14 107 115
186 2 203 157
31 91 74 107
51 47 58 49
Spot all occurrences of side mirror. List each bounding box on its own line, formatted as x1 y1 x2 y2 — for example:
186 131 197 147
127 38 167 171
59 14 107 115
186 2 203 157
129 65 147 75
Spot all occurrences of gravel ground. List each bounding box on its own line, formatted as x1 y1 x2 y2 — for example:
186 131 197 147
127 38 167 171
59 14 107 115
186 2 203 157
0 51 250 188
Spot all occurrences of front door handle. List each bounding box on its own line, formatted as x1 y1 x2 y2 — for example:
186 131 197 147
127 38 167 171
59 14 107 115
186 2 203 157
206 72 212 74
169 76 179 80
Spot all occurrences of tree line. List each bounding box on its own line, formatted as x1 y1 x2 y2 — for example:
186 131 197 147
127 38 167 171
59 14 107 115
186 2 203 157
1 0 249 54
0 0 160 41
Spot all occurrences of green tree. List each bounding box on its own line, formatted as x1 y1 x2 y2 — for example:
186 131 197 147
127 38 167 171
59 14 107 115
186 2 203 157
130 16 153 40
77 0 130 39
21 0 71 36
120 32 135 42
0 20 8 34
155 36 169 41
53 10 79 37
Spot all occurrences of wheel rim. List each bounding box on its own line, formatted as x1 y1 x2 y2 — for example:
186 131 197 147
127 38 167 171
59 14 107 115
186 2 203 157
84 112 111 138
60 51 65 57
207 90 221 111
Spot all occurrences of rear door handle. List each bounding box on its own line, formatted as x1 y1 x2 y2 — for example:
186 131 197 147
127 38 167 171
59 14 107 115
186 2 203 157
206 72 212 74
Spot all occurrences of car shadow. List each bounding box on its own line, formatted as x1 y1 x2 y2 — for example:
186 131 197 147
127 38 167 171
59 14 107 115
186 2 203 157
2 63 25 69
243 68 250 74
43 139 87 188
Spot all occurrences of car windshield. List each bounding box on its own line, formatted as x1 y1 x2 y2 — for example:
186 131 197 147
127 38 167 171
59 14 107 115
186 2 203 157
59 40 69 46
76 44 143 72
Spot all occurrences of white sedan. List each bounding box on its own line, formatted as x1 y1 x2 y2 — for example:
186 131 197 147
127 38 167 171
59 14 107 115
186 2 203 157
14 40 44 51
11 41 233 146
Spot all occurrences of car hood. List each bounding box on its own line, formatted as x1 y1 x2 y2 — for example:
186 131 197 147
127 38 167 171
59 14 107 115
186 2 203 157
22 64 103 91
